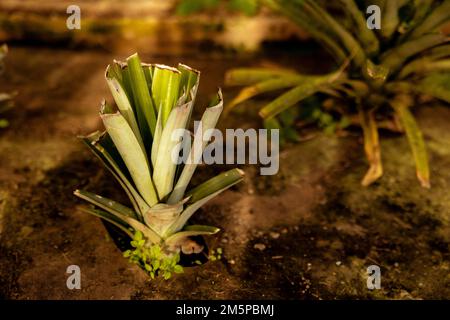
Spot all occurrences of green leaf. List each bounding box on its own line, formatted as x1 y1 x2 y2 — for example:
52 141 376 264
303 0 366 68
152 259 160 270
187 168 244 203
79 131 150 217
101 110 158 206
166 169 244 235
126 53 157 137
416 73 450 103
177 64 200 127
142 63 154 92
399 59 450 78
225 68 297 86
173 265 184 274
402 0 433 36
425 44 450 61
359 109 383 186
152 101 192 200
391 95 430 188
168 91 224 204
381 34 448 73
151 105 164 169
76 191 162 243
121 66 136 107
105 64 144 150
165 225 220 247
74 189 137 219
409 1 450 39
78 206 134 238
123 250 132 258
338 0 379 55
259 72 339 119
135 230 143 241
151 65 182 127
380 0 401 39
178 63 200 98
226 74 305 113
262 0 346 62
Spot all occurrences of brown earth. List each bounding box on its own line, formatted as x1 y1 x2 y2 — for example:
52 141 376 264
0 45 449 300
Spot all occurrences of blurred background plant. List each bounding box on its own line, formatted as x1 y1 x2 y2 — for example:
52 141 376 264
0 44 14 128
176 0 259 16
178 0 450 188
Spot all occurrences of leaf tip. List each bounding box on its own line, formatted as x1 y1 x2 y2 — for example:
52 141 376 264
418 175 431 189
236 168 245 177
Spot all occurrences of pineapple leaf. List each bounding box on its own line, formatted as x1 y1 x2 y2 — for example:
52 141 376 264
425 44 450 61
381 34 448 73
263 0 347 62
225 68 297 86
225 74 305 113
79 206 134 238
101 109 158 206
391 95 430 188
142 63 154 93
79 196 161 244
403 0 434 36
380 0 401 39
177 64 200 99
338 0 379 55
416 72 450 103
165 225 220 246
166 168 244 235
399 58 450 78
359 108 383 186
409 1 450 39
168 91 224 204
105 65 144 150
79 131 150 216
151 65 182 127
259 72 340 119
152 101 192 201
303 0 366 67
127 53 157 137
186 168 244 204
151 104 164 168
74 189 137 218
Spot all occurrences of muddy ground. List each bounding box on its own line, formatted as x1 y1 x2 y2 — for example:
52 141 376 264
0 45 449 300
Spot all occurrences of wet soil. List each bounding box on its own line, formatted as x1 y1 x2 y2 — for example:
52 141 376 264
0 45 449 300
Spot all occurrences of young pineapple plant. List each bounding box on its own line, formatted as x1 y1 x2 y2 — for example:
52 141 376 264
0 44 14 128
74 53 244 279
225 0 450 188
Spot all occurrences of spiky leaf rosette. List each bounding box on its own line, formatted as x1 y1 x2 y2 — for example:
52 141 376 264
74 54 244 274
225 0 450 188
